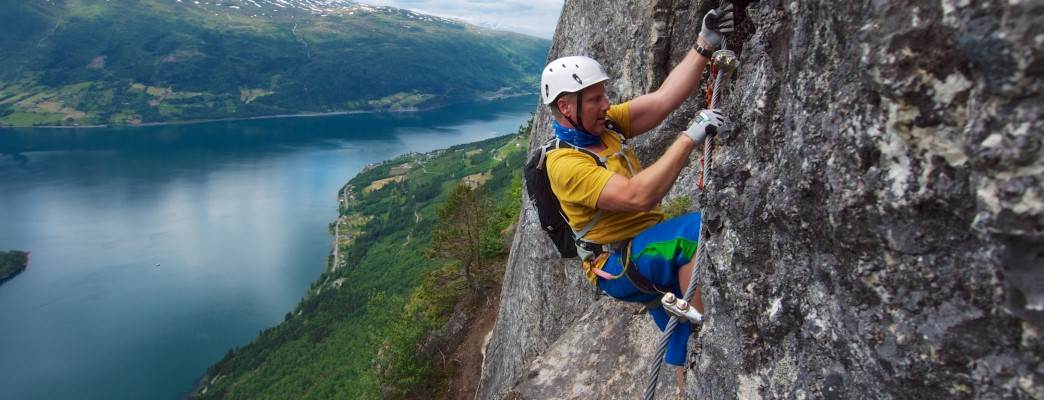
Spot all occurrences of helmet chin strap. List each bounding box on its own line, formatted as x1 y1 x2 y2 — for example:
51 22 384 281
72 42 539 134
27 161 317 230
563 88 587 134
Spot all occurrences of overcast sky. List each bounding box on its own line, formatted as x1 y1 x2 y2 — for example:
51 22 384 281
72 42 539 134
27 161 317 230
365 0 564 39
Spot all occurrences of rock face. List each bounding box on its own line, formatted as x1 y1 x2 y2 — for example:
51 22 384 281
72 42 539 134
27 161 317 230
478 1 1043 399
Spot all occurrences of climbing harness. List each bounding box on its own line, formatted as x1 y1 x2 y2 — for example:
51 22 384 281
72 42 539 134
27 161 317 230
589 240 674 294
643 8 740 400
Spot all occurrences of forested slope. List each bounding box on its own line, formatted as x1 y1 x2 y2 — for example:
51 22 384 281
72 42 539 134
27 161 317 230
192 120 531 399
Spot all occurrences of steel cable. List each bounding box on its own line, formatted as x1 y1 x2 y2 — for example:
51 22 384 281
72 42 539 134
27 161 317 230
642 51 734 400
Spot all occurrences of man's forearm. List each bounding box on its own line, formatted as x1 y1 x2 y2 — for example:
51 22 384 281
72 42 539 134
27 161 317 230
657 48 709 110
654 36 718 113
596 133 702 211
628 47 711 134
629 134 698 206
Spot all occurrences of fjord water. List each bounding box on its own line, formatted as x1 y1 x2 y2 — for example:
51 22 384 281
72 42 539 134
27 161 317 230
0 96 535 399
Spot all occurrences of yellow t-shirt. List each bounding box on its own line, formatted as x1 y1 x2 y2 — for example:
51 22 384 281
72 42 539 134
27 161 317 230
546 101 665 251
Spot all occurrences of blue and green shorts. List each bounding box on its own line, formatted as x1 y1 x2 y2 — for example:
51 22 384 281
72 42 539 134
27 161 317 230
596 212 701 366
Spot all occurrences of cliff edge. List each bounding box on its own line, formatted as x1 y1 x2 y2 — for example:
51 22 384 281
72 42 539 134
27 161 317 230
480 0 1042 399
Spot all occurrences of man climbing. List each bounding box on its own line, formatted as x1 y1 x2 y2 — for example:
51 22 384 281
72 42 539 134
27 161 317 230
540 4 734 391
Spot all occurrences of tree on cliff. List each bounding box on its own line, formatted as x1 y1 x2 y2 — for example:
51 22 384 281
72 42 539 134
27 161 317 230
427 183 491 290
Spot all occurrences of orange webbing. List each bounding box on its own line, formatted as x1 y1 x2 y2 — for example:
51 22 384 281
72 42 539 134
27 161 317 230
698 60 718 191
704 61 718 109
697 140 716 191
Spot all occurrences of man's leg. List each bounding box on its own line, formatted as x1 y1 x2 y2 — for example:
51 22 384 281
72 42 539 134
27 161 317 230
648 306 691 391
611 212 702 391
675 366 686 395
674 256 700 393
677 257 704 314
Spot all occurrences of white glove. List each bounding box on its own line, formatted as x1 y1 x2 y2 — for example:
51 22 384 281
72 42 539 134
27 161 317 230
683 109 727 144
698 3 735 49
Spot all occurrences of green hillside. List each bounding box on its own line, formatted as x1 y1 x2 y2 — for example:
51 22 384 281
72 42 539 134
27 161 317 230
192 120 531 399
0 1 548 126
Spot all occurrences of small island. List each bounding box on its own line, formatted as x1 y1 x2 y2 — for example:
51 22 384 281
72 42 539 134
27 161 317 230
0 250 30 286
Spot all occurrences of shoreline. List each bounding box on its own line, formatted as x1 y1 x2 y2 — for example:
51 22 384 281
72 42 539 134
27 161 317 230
1 92 536 130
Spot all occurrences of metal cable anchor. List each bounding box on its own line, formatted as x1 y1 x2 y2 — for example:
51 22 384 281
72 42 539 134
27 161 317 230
712 49 738 73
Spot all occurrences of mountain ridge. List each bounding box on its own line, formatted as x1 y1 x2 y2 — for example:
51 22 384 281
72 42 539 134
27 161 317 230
0 0 548 127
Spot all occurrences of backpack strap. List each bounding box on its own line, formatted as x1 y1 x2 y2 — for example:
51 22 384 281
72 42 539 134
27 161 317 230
603 129 639 176
543 138 607 257
543 129 637 259
538 138 606 170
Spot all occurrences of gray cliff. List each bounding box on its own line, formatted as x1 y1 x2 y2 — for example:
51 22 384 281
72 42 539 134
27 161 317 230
479 0 1043 399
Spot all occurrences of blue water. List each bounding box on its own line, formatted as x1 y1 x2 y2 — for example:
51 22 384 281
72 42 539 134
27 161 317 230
0 96 537 399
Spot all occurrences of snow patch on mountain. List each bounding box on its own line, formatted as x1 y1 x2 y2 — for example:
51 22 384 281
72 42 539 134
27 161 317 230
171 0 459 24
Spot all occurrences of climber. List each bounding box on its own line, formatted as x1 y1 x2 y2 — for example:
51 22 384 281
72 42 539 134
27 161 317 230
539 4 734 391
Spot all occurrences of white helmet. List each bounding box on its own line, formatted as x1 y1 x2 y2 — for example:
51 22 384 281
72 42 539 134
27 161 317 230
541 56 610 105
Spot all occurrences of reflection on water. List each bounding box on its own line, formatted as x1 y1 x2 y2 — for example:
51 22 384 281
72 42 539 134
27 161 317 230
0 96 537 399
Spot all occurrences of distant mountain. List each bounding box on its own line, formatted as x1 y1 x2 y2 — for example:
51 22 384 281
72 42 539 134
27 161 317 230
0 0 548 126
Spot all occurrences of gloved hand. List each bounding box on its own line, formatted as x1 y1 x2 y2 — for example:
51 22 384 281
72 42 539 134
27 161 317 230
698 3 735 49
683 109 727 144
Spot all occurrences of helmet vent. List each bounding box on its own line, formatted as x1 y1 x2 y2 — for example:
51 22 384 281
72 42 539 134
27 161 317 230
572 74 583 85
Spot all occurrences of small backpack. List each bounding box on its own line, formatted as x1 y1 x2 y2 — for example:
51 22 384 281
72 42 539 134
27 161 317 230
524 138 604 258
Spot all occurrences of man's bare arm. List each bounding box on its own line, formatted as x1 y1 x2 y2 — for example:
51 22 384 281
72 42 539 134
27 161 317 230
626 43 712 136
596 134 697 212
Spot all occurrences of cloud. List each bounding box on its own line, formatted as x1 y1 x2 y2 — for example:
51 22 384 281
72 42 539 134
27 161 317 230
365 0 563 38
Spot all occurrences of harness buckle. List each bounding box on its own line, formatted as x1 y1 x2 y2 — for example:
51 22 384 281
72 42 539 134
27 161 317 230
575 238 612 261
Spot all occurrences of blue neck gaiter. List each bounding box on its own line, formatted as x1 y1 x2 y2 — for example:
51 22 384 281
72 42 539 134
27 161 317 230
552 119 600 147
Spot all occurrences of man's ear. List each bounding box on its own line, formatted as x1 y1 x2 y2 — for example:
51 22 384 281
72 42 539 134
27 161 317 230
556 96 573 118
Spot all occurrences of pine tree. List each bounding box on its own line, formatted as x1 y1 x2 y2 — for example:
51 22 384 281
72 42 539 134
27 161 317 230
426 183 489 290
